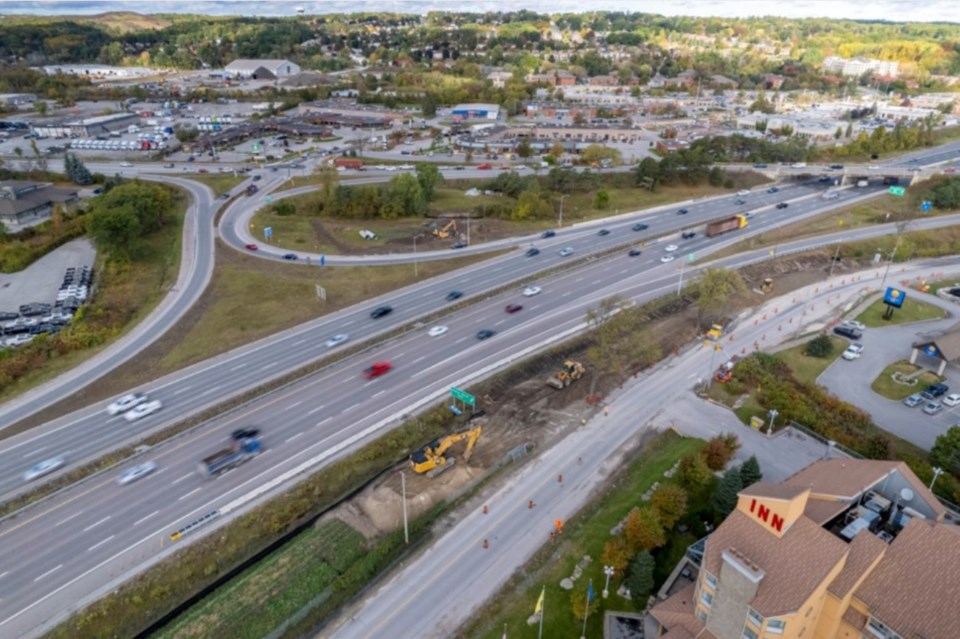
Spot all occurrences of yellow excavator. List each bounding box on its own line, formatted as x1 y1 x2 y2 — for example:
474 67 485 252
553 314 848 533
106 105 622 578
546 360 586 389
411 425 482 477
432 220 458 239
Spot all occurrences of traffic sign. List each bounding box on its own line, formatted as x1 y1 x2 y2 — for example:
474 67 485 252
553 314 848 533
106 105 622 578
264 226 272 239
252 143 261 153
921 200 932 211
450 387 476 407
264 195 273 204
888 186 906 196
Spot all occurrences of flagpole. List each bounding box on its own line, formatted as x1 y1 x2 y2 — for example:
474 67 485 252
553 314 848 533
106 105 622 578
538 587 545 639
581 579 593 639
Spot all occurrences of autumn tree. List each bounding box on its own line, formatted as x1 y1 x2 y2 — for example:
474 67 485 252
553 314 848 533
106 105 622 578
694 267 747 326
678 453 712 491
625 507 666 552
650 484 688 528
601 536 631 575
702 433 740 471
570 587 599 621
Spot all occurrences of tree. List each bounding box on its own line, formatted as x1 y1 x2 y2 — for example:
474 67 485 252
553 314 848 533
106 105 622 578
88 206 142 261
313 163 339 205
515 136 533 158
931 425 960 475
512 189 541 220
573 111 587 126
650 484 688 528
594 189 609 209
414 162 443 201
64 152 93 185
550 141 565 159
380 173 424 218
570 587 599 622
625 507 666 552
635 156 660 190
601 536 631 575
703 435 735 471
739 455 763 487
678 453 712 490
585 295 627 397
708 166 724 187
420 93 438 117
805 334 835 358
624 550 655 600
580 144 621 166
35 100 48 116
712 467 743 519
175 127 199 143
694 268 746 326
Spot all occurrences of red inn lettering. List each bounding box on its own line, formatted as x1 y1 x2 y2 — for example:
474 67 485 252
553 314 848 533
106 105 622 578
749 499 785 532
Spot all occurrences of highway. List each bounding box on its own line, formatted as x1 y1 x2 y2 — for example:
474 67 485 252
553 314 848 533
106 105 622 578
2 185 959 638
0 178 869 500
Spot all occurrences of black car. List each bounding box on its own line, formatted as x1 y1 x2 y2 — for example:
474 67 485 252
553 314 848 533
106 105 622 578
677 208 689 215
526 247 541 257
818 176 832 183
252 175 262 181
734 199 746 205
231 428 261 441
776 202 789 209
829 164 844 170
370 306 393 319
446 291 464 301
921 383 949 400
0 311 18 321
597 229 610 236
451 242 466 249
681 231 696 240
541 230 556 238
476 329 496 340
767 187 779 193
282 253 298 260
833 325 863 340
628 249 642 257
632 223 649 232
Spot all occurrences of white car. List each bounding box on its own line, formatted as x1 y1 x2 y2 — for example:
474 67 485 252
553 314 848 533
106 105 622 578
522 286 543 297
868 165 880 170
664 244 679 252
428 325 449 337
107 392 148 416
841 320 866 331
942 393 960 407
23 457 66 482
737 189 750 196
842 344 864 361
120 161 133 167
324 333 349 348
124 399 163 422
559 247 574 257
116 461 158 485
660 255 676 263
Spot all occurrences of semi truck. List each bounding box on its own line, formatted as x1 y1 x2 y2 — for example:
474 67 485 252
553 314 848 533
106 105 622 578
197 436 262 477
705 214 748 238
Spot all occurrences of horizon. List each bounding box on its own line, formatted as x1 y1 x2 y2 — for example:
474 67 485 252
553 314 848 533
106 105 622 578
0 0 957 24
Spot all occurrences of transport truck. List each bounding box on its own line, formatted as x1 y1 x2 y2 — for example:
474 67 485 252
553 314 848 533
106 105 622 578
197 436 262 477
705 214 748 238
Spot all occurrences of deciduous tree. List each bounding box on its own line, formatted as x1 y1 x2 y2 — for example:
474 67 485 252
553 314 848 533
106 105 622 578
625 507 665 552
601 536 631 575
650 484 688 528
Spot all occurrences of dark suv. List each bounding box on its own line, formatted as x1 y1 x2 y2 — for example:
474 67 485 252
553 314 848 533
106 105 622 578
370 305 393 319
921 383 949 401
632 223 649 231
833 325 862 340
681 231 697 239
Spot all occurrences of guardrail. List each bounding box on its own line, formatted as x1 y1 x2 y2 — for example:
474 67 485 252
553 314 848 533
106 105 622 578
169 510 221 542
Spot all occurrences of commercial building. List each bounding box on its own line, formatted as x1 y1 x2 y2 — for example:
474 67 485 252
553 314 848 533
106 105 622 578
450 103 501 121
0 93 37 109
223 59 301 80
31 113 139 138
41 64 158 79
0 181 79 233
647 458 958 639
822 56 900 78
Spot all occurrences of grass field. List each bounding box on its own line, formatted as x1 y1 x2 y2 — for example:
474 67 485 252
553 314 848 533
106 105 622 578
774 335 848 385
184 173 246 195
463 431 703 639
154 520 367 639
871 360 945 401
854 297 947 328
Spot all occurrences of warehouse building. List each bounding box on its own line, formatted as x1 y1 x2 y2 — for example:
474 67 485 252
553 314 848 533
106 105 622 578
647 458 958 639
224 59 301 80
0 181 79 233
450 103 500 121
31 113 138 138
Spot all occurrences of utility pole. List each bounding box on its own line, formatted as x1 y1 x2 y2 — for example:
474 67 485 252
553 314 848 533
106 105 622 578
677 261 685 296
413 233 424 278
880 221 909 290
400 471 409 544
558 194 569 229
828 243 841 279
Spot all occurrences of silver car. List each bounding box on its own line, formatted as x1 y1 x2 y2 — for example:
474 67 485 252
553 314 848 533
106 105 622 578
23 457 66 482
117 461 158 485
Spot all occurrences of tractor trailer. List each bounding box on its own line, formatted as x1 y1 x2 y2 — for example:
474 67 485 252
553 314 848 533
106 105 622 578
197 436 262 477
705 214 748 238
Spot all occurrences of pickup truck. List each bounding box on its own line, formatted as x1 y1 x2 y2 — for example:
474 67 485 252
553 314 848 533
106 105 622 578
197 435 262 478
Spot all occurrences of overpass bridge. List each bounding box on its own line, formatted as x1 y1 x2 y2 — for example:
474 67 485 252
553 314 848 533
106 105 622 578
731 162 951 187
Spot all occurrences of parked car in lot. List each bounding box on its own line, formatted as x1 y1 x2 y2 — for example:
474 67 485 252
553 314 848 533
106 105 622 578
476 329 496 340
903 394 924 407
364 361 392 379
116 461 158 485
445 291 463 301
942 393 960 407
124 399 163 422
526 247 540 257
559 247 574 256
23 456 66 482
522 286 542 297
505 304 523 313
923 401 944 416
921 383 949 400
324 334 349 348
840 320 866 331
107 392 148 416
370 306 393 319
428 325 448 337
842 344 864 360
833 325 863 340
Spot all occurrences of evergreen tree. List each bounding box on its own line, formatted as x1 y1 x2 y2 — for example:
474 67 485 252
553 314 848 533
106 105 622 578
739 455 763 487
625 550 656 600
712 467 743 519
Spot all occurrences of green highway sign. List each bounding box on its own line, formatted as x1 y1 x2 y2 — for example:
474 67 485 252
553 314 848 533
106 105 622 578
450 387 476 406
888 186 906 197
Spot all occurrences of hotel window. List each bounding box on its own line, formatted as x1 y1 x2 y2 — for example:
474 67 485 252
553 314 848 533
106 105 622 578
705 572 718 589
696 608 707 622
700 590 713 608
747 609 763 626
767 619 786 635
867 618 904 639
742 626 759 639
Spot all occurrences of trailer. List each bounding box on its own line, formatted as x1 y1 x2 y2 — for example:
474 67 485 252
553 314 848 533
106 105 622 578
705 214 748 238
197 437 262 477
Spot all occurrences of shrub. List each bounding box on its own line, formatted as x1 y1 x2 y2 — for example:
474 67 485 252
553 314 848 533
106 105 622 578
805 334 834 358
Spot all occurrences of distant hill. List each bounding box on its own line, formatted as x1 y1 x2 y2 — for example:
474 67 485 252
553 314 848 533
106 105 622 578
0 11 171 33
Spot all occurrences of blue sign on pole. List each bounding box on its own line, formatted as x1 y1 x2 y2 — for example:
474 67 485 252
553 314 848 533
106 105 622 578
921 200 932 212
884 287 906 308
320 255 325 267
264 226 273 239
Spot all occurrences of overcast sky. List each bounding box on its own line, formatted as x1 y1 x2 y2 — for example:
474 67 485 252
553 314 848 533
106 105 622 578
1 0 957 23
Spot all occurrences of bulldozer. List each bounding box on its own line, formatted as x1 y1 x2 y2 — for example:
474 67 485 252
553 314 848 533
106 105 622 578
432 220 458 239
546 360 586 390
411 425 482 477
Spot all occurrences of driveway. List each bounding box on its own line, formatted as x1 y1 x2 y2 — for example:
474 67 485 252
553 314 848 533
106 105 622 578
817 291 959 449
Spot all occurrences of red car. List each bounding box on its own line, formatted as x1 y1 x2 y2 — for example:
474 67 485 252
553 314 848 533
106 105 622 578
364 361 392 379
245 243 258 251
505 304 523 314
477 163 492 170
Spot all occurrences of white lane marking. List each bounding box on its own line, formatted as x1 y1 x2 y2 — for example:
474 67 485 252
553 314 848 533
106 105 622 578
494 320 505 326
133 511 159 527
394 352 406 359
343 403 359 413
200 385 221 396
620 268 630 274
283 400 303 412
562 291 572 297
413 356 426 364
286 432 304 443
230 364 245 372
172 386 191 395
575 277 584 283
24 446 48 458
82 516 111 532
33 565 62 583
292 339 307 346
373 390 385 399
87 535 115 552
307 405 325 415
316 417 332 427
531 305 540 310
262 362 278 370
55 512 83 527
475 318 484 323
172 472 192 485
0 571 8 580
178 487 201 502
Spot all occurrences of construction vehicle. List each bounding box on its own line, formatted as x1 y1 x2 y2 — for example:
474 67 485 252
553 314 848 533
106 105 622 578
715 359 736 383
432 220 458 239
706 324 725 341
411 425 482 477
760 278 774 294
546 360 586 389
197 434 262 478
705 214 748 237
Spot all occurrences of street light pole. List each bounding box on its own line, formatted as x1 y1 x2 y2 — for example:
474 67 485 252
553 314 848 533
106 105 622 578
766 408 779 435
602 565 615 599
400 471 409 544
413 233 424 278
930 466 944 491
558 194 569 229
